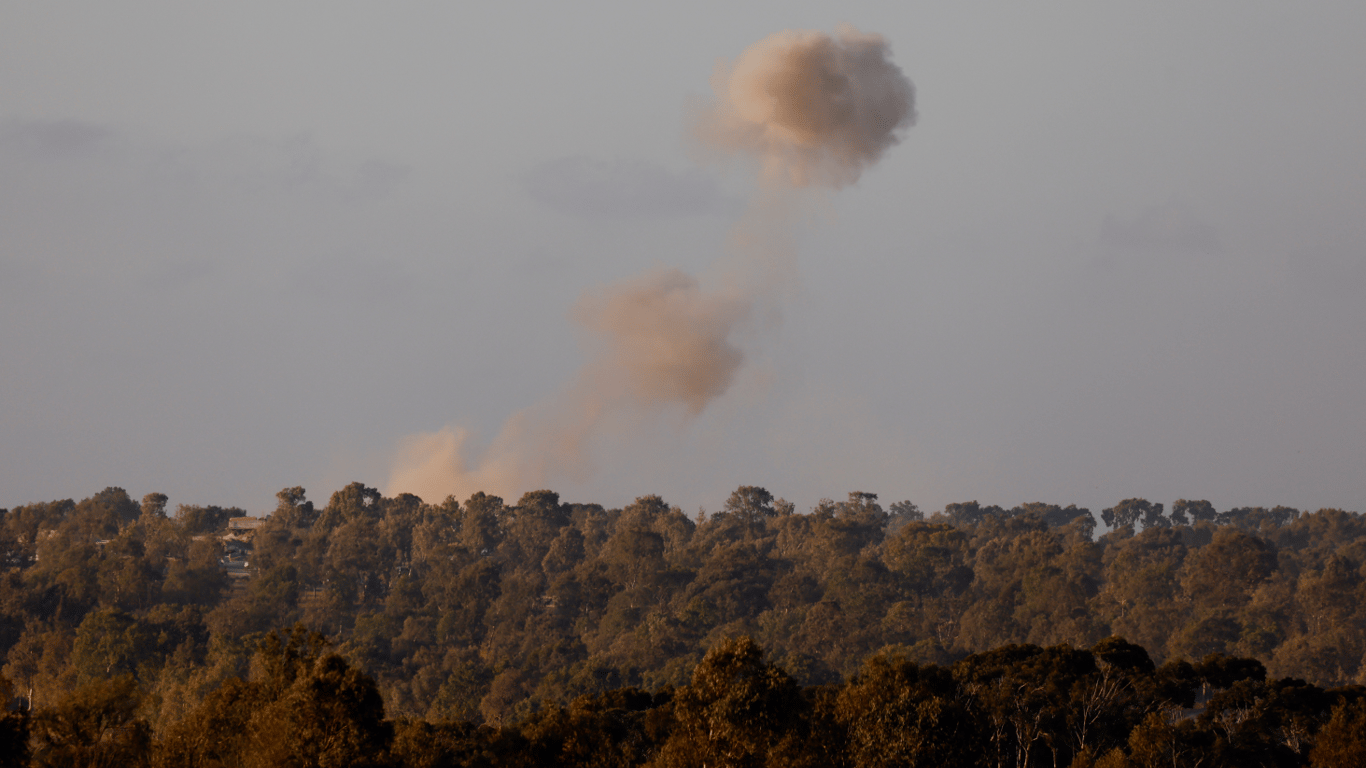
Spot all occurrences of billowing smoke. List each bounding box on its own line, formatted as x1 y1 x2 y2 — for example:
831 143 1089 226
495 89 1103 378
699 24 916 188
387 26 914 502
388 269 749 502
575 268 748 414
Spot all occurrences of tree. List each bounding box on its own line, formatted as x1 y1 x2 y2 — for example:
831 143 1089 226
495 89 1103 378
954 643 1099 768
315 482 384 531
1011 502 1094 530
1180 527 1277 615
461 492 505 556
246 652 392 768
28 675 150 768
514 688 665 768
1170 499 1216 525
884 522 974 597
1309 697 1366 768
602 527 666 591
59 487 140 543
155 676 258 768
1191 676 1329 763
1096 527 1189 656
272 486 316 529
1066 638 1159 760
943 500 995 526
886 500 923 535
724 486 776 540
72 608 152 682
500 490 570 566
830 492 889 551
156 626 391 768
324 516 394 609
162 536 230 606
542 527 586 575
1122 708 1209 768
174 504 239 535
837 654 975 767
1220 506 1298 532
683 543 779 628
139 493 169 521
1101 499 1163 531
653 637 804 768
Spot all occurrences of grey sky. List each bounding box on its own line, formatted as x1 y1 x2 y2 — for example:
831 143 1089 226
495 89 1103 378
3 3 1364 517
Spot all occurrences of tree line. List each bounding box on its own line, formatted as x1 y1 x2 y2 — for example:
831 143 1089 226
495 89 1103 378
1 484 1365 764
4 626 1366 766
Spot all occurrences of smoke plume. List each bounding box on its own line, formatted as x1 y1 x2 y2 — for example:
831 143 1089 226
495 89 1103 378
388 26 915 503
699 24 916 188
575 268 748 414
388 269 749 503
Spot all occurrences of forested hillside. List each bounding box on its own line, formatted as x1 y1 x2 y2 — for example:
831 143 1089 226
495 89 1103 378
2 484 1365 765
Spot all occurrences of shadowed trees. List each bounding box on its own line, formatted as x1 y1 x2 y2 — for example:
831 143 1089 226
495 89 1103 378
836 653 975 767
156 625 391 768
1310 698 1366 768
651 637 806 768
1102 498 1164 531
0 674 27 768
28 675 150 768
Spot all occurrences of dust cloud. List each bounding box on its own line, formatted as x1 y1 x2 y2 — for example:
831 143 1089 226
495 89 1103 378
387 26 915 503
574 268 748 414
699 24 916 188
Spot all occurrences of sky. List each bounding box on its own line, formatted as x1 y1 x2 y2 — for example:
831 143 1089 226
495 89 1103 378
3 2 1365 518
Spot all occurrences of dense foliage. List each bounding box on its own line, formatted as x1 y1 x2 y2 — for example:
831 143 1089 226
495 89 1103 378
4 628 1366 767
2 484 1365 765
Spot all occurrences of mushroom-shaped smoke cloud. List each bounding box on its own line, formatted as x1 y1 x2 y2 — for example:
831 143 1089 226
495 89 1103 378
700 24 916 188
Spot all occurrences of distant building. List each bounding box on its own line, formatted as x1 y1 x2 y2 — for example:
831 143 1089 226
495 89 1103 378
221 518 261 580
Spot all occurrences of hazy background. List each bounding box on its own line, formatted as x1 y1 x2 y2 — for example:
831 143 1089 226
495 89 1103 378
3 2 1364 517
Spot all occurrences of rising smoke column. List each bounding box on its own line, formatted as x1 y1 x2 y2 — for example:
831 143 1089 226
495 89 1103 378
575 268 749 414
388 268 750 503
388 25 915 503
